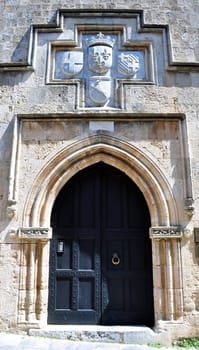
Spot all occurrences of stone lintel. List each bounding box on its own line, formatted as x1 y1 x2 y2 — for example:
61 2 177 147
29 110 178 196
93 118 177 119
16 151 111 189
150 226 183 239
17 227 52 240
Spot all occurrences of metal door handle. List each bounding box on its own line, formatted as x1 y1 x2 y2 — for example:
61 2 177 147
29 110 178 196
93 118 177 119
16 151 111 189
112 252 120 265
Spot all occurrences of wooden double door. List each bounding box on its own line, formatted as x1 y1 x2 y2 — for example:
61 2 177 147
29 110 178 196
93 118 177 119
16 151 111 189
48 163 154 326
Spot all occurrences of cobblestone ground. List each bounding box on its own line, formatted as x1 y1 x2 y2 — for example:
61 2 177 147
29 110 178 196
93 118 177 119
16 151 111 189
0 333 178 350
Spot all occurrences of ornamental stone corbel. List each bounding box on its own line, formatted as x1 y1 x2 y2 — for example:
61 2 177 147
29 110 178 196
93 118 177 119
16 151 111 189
17 227 52 241
150 226 183 239
184 197 195 217
7 200 17 218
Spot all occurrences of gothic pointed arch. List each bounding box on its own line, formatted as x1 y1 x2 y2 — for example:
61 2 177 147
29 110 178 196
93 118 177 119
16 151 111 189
19 134 183 326
22 134 178 229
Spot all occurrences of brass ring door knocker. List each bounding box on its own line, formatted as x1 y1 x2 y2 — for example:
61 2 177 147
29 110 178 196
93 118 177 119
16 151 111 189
112 252 120 266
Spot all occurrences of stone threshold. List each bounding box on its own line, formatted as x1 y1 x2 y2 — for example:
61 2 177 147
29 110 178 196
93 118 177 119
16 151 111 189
29 325 168 345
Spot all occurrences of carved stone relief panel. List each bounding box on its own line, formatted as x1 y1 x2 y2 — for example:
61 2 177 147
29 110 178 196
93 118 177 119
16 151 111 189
51 33 148 108
45 12 159 109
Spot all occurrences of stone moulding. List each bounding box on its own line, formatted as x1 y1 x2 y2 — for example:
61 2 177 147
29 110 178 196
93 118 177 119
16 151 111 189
17 227 52 240
0 9 198 73
150 226 183 239
7 114 194 228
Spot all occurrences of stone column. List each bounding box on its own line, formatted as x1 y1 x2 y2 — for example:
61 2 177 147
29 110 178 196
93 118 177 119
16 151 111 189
26 242 36 322
18 242 28 323
150 227 183 323
152 239 165 321
35 241 50 322
172 239 183 319
17 227 52 328
165 239 174 321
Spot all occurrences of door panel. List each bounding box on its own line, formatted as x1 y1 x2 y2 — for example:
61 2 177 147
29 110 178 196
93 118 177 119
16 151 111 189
48 166 101 324
48 163 154 326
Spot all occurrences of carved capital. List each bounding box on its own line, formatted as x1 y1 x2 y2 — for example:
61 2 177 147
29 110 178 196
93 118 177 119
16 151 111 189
150 226 183 239
17 227 52 241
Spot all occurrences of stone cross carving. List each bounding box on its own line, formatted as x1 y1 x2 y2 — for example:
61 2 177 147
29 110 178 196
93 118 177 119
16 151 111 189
53 32 145 108
61 52 83 77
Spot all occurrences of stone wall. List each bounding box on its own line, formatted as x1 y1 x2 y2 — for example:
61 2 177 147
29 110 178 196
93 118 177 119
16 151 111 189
0 0 199 343
0 0 198 63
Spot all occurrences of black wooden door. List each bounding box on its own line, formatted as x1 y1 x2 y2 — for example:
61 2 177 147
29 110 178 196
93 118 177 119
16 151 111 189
48 163 154 326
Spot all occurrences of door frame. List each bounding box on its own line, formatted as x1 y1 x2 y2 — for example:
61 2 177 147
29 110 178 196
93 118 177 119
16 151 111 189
48 163 154 326
18 135 183 328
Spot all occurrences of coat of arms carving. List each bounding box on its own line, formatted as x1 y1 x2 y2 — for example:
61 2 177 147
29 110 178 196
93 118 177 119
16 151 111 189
60 52 83 77
53 32 147 108
118 53 140 77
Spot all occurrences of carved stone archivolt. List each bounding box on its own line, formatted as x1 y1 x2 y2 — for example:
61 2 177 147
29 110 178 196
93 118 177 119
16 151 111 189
22 134 178 228
14 135 185 328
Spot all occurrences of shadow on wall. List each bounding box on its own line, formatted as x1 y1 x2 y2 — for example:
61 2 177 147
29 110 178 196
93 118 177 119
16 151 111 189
165 71 199 88
0 120 15 239
0 70 32 86
11 28 31 63
10 8 57 63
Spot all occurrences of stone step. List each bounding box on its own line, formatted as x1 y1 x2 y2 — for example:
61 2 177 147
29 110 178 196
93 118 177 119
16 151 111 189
29 325 168 345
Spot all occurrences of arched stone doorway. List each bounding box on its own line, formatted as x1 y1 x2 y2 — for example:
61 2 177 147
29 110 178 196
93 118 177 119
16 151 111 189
48 162 154 326
18 135 183 329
